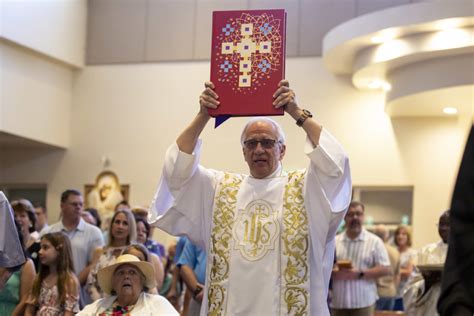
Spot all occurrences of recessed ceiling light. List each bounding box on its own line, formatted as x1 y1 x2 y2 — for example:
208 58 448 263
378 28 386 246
435 18 463 31
381 82 392 91
368 80 391 91
371 36 384 44
368 80 382 89
371 29 397 44
443 107 458 115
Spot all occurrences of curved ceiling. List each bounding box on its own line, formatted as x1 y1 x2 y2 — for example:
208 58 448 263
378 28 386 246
322 1 474 118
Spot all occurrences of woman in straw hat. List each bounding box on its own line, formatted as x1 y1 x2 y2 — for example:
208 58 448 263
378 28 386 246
77 254 178 315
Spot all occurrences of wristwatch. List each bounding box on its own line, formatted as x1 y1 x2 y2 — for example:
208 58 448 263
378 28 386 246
296 109 313 127
358 270 365 279
193 286 203 298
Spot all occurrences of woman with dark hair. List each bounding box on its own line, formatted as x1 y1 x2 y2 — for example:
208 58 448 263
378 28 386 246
134 216 165 258
0 220 36 315
134 218 165 289
11 199 41 270
82 207 102 229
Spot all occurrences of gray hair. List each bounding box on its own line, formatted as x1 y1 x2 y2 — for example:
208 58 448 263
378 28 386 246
240 117 286 146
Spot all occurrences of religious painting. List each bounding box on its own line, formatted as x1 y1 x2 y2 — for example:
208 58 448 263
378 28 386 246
84 171 129 222
208 9 287 118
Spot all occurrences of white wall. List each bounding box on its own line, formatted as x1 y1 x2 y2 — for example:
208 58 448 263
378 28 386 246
0 0 87 67
0 41 72 147
0 0 87 147
1 57 470 248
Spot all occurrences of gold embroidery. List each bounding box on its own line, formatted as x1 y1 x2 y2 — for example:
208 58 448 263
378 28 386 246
208 171 310 316
282 171 310 315
232 200 280 261
208 173 242 316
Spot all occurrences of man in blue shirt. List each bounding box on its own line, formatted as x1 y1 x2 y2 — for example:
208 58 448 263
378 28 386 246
177 238 207 316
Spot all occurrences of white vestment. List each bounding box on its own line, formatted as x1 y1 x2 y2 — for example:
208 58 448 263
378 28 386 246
150 129 351 316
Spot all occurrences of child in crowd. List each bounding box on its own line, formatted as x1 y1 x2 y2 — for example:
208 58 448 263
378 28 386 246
25 232 79 315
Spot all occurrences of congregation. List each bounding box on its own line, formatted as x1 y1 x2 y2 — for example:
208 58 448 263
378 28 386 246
0 80 462 316
0 189 453 316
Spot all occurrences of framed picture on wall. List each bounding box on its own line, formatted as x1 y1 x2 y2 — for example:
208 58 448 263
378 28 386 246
84 170 129 221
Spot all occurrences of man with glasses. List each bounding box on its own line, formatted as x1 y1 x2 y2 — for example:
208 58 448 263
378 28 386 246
45 189 104 305
150 80 351 316
331 201 391 316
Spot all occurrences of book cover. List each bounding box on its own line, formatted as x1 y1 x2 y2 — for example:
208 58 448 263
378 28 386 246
209 9 286 118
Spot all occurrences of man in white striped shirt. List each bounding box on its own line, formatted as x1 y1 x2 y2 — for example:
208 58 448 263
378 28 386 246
331 201 391 316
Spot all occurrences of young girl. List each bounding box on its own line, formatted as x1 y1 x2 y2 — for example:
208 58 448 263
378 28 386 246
25 232 79 316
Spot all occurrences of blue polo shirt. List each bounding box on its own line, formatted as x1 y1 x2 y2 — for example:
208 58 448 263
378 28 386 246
177 238 207 285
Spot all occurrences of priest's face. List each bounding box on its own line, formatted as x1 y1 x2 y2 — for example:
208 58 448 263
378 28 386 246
242 121 286 179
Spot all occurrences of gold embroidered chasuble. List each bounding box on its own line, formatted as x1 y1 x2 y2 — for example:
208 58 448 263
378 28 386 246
207 171 310 316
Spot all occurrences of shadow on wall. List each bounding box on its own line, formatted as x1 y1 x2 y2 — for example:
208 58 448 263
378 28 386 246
0 146 66 184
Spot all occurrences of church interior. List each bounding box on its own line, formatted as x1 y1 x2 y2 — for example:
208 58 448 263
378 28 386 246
1 0 473 314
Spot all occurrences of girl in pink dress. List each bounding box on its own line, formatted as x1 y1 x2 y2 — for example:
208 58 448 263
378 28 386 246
25 232 79 316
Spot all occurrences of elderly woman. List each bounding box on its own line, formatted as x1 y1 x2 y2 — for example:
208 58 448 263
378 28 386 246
78 254 178 315
84 209 137 301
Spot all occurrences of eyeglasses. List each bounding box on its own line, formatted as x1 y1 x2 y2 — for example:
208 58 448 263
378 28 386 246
243 138 280 150
346 211 364 218
67 202 83 208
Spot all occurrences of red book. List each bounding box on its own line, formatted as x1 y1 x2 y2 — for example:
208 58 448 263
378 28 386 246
209 9 287 118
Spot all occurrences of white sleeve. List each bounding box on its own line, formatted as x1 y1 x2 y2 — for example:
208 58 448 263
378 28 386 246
305 128 352 215
149 141 220 249
304 129 351 290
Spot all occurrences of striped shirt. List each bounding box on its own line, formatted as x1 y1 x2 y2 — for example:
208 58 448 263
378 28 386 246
332 229 390 309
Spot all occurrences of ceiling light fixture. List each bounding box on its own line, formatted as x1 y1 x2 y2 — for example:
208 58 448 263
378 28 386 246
371 36 384 44
371 29 398 44
443 107 458 115
368 79 391 91
435 18 463 31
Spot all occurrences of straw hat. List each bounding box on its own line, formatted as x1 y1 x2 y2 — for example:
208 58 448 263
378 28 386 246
97 254 156 295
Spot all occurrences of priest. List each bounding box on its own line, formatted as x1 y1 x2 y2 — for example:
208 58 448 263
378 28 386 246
150 80 352 315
